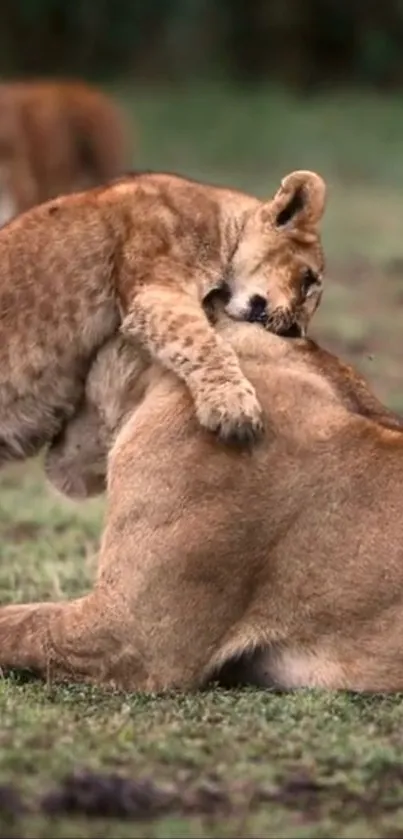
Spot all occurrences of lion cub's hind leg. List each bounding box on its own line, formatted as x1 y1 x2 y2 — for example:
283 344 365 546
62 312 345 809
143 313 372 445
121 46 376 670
44 403 108 500
44 335 152 501
121 281 264 445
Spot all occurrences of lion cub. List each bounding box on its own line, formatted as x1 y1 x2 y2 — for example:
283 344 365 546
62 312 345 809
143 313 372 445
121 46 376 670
0 168 326 471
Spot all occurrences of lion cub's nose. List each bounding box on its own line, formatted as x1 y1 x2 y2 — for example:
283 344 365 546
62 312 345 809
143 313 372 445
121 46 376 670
247 294 268 324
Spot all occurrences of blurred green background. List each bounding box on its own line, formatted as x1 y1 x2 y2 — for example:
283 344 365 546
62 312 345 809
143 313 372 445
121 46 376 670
1 0 403 89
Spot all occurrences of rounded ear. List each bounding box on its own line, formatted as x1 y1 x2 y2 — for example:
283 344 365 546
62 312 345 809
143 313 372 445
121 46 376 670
264 170 327 231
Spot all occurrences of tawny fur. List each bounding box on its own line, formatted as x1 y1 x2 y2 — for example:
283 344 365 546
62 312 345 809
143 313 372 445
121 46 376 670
2 297 403 693
0 168 326 465
0 79 129 222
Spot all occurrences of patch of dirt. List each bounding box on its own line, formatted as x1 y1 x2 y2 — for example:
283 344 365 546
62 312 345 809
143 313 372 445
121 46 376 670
41 772 175 820
40 771 231 821
0 764 402 827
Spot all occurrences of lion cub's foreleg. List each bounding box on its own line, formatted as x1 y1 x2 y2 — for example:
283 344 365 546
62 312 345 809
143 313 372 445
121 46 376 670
44 406 108 500
120 277 263 444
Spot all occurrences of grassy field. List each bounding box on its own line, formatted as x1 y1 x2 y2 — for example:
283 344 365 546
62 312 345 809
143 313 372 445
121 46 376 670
1 85 403 838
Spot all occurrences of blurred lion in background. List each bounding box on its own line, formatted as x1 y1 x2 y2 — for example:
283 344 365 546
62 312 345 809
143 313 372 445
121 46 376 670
0 79 131 223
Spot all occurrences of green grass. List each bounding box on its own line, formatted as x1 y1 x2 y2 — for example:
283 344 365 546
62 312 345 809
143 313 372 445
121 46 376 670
1 84 403 837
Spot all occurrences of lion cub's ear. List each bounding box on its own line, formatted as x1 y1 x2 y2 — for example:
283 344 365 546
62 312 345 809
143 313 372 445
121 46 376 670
263 170 326 234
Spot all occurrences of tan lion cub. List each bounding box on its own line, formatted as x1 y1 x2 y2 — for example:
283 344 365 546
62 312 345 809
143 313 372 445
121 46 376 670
0 168 325 471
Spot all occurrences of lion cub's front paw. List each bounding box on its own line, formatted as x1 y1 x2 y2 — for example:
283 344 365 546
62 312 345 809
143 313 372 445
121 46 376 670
195 382 264 444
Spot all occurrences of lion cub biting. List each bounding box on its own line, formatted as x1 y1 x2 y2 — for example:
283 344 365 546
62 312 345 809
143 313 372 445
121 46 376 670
0 168 326 471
